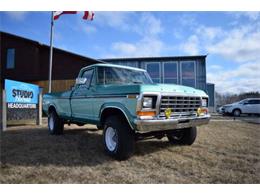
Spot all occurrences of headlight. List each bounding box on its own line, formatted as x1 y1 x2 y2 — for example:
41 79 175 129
202 98 208 107
143 97 153 109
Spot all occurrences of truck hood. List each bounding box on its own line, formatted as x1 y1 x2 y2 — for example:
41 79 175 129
140 84 207 96
95 83 208 97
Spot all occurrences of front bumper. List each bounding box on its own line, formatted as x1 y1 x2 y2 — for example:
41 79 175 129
134 114 210 132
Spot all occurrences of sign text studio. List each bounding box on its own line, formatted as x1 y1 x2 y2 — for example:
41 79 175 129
5 79 39 109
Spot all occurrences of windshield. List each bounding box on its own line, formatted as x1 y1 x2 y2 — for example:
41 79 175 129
239 99 247 104
97 66 153 85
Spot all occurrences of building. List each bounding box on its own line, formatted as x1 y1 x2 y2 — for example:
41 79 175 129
102 56 215 111
102 56 207 90
0 31 101 94
206 83 216 112
1 31 215 110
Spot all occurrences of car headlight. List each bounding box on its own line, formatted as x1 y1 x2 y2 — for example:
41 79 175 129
202 98 208 107
143 97 153 109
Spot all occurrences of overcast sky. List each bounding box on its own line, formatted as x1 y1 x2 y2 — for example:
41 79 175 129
1 11 260 94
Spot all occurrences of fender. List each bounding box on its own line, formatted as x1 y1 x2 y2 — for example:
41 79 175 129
99 102 136 130
48 103 58 115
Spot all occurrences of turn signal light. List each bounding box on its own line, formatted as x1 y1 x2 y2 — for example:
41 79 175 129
136 111 156 117
197 107 208 116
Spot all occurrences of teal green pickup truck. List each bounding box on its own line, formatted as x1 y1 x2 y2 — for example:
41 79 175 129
43 63 210 160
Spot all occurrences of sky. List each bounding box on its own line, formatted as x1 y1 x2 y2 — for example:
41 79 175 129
1 11 260 94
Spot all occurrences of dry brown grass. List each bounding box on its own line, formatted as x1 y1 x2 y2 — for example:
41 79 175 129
0 120 259 183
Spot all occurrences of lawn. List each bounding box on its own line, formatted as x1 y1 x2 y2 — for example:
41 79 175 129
0 120 259 183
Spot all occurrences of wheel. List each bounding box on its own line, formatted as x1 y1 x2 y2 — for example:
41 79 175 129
233 109 241 117
167 127 197 145
48 110 64 135
103 115 135 160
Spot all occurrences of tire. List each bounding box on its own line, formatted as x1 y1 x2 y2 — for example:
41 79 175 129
167 127 197 145
103 115 135 160
233 109 241 117
48 110 64 135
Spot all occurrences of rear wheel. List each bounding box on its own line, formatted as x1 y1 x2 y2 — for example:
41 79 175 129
48 110 64 135
103 115 135 160
167 127 197 145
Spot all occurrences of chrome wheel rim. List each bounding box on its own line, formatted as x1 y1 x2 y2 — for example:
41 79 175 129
49 115 54 131
234 110 240 116
105 127 118 152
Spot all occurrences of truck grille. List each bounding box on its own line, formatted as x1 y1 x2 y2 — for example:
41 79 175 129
159 96 201 118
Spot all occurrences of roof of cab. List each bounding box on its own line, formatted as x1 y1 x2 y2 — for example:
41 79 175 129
81 63 147 72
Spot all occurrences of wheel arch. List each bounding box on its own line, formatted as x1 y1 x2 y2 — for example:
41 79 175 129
48 104 58 115
100 106 134 130
232 107 242 114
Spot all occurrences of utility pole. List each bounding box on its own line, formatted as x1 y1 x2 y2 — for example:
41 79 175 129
48 11 54 93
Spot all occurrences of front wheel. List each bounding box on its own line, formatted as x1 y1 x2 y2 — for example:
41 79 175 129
167 127 197 145
103 115 135 160
233 109 241 117
48 110 64 135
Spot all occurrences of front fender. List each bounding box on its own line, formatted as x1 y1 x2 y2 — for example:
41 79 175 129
99 102 137 130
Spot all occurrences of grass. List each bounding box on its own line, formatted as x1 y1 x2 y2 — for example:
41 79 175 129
0 120 259 183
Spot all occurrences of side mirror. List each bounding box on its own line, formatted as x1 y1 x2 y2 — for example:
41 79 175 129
76 78 87 85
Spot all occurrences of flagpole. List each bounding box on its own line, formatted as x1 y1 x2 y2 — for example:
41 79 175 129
48 11 54 93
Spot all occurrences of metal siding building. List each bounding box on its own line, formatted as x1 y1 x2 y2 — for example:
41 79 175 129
102 56 207 92
102 56 215 111
206 83 216 112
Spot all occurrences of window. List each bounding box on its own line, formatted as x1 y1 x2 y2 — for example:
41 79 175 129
163 62 178 84
6 48 15 69
146 62 160 83
248 100 260 104
82 69 94 87
239 100 248 104
181 61 196 87
97 66 152 85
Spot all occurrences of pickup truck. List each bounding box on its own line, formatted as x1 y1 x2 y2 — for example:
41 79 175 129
43 63 210 160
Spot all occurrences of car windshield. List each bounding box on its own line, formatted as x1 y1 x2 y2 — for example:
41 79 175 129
239 100 247 104
97 66 153 85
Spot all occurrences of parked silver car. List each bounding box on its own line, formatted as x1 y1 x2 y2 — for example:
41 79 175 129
223 98 260 116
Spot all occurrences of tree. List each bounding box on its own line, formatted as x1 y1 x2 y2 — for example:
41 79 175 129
215 91 260 106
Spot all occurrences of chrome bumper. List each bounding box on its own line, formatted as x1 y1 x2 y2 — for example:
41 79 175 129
134 114 210 132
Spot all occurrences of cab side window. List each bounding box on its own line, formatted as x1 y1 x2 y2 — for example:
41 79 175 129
82 69 94 87
97 67 105 85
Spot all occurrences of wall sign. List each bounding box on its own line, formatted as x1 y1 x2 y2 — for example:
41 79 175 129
5 79 39 109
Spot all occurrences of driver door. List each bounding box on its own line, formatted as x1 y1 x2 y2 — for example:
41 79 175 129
71 68 95 121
